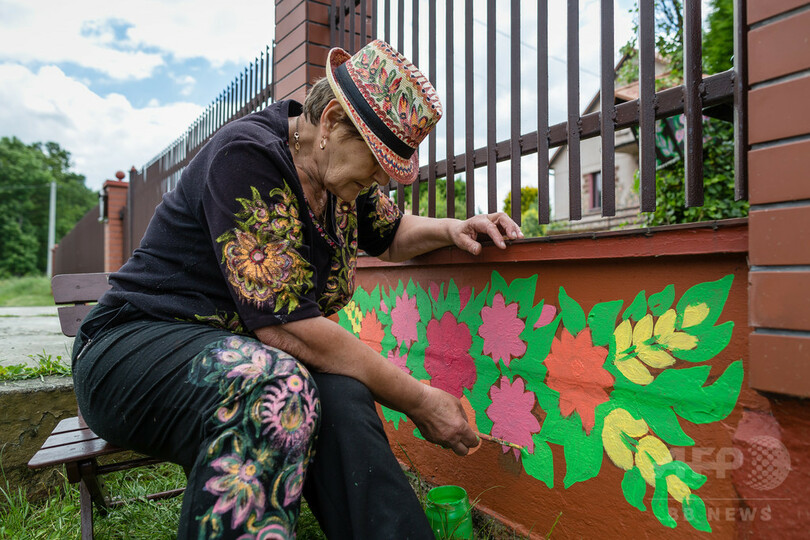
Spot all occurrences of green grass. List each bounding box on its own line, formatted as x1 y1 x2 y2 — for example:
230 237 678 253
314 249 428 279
0 276 54 307
0 463 326 539
0 352 72 381
1 459 541 539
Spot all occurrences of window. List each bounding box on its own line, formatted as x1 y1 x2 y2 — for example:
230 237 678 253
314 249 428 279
589 171 602 210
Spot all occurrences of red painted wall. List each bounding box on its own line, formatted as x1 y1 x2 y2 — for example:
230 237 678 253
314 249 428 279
341 222 806 538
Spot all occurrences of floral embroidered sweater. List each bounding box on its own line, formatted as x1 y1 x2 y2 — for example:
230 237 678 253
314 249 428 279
100 100 402 334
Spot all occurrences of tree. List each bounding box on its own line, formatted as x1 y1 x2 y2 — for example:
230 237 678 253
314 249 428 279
502 186 538 217
619 0 746 226
0 137 97 276
400 177 468 219
703 0 734 74
502 186 545 237
617 0 733 85
0 216 38 277
636 119 747 225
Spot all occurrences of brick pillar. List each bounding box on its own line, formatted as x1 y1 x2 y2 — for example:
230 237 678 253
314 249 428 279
102 174 129 272
273 0 332 102
741 2 810 537
746 0 810 397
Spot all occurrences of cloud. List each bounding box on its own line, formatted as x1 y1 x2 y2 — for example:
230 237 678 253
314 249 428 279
173 74 197 97
0 63 202 190
0 0 274 80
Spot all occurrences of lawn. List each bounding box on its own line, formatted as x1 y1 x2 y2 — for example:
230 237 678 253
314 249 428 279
0 463 327 539
0 276 54 307
1 462 529 539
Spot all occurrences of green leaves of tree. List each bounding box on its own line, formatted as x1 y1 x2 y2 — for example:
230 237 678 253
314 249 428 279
0 137 96 276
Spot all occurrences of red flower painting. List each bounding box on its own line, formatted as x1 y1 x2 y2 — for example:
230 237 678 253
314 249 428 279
486 376 541 458
478 293 527 367
544 328 613 434
424 312 476 398
358 310 384 354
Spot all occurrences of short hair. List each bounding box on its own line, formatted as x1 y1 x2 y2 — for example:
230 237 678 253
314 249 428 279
302 78 362 141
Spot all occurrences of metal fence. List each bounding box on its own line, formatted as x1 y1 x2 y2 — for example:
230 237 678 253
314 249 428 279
53 205 104 275
128 46 275 245
329 0 748 224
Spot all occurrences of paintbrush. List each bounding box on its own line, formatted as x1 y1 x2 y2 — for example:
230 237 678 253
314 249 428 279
476 432 524 450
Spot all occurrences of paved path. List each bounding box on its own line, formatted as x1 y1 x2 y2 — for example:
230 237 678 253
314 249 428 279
0 306 73 368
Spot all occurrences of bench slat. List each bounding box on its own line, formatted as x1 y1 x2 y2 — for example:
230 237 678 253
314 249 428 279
52 273 111 304
58 304 95 337
40 427 102 450
53 416 90 433
28 439 121 469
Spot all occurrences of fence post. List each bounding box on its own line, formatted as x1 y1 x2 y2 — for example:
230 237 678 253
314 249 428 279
746 0 810 399
102 174 129 273
274 0 332 102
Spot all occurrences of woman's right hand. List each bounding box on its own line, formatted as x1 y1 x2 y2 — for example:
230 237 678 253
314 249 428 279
257 316 481 455
409 384 480 456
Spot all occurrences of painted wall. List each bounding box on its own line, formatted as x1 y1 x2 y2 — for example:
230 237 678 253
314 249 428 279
335 226 792 537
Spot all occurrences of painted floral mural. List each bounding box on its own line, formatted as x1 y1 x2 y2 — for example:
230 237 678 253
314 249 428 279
338 272 743 533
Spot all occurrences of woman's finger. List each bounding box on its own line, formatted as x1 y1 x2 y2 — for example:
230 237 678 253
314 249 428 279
491 212 524 239
478 218 507 248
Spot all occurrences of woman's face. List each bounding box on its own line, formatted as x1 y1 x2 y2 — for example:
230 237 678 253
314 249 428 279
322 126 390 201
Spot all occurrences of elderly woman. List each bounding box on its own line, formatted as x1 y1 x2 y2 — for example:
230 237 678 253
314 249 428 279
72 40 522 539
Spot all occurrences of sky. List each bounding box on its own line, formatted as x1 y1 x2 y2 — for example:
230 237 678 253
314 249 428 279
0 0 274 191
0 0 665 202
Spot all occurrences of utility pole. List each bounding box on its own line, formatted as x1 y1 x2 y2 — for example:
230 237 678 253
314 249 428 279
46 181 56 278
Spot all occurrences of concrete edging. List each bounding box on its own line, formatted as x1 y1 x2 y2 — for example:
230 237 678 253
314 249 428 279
0 376 77 499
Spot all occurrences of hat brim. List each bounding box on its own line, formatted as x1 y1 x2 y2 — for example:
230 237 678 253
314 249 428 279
325 46 420 186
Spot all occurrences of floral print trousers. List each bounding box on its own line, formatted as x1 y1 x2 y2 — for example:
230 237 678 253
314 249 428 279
73 303 434 539
73 305 319 539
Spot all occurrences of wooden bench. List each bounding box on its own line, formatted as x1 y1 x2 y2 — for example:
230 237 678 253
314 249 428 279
28 272 184 540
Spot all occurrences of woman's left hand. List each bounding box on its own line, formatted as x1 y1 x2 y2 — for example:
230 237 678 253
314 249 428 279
449 212 524 255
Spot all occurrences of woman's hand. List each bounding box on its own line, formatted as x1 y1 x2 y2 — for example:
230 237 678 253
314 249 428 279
409 384 480 456
257 316 480 455
449 212 524 255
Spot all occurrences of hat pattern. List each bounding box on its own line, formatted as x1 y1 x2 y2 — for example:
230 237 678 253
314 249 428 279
327 39 442 185
346 44 441 148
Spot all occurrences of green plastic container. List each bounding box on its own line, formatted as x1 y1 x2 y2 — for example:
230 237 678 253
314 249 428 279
424 485 474 539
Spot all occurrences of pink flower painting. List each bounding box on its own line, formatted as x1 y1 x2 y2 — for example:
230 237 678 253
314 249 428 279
390 292 419 348
486 376 541 458
424 312 476 398
478 293 527 367
534 304 557 328
544 328 613 434
387 347 411 375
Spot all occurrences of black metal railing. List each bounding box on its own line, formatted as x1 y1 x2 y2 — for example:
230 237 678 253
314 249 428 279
329 0 748 225
128 46 275 245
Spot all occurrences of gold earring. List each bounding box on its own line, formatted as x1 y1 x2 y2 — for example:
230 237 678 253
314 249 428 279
319 136 327 150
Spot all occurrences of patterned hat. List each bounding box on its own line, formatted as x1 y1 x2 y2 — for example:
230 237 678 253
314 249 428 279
326 39 442 185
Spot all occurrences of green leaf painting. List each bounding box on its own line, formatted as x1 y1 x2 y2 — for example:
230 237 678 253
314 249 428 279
338 273 742 532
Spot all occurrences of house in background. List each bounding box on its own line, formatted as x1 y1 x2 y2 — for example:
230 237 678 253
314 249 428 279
551 55 671 230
